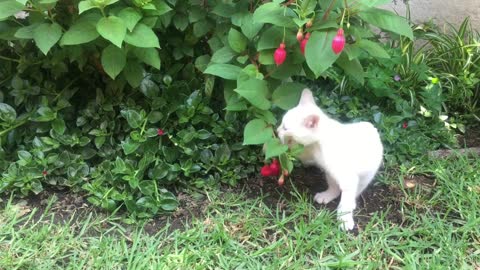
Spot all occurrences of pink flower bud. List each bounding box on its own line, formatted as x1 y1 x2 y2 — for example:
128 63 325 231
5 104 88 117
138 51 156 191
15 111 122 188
274 43 287 66
332 28 345 54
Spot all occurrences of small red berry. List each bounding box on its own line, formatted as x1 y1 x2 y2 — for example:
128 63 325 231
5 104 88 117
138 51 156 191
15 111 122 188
296 29 304 42
332 28 345 54
274 43 287 66
157 129 165 136
42 170 47 176
402 122 408 129
260 165 272 177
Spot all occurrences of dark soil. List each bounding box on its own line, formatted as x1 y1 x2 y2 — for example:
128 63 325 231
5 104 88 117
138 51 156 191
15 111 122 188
458 124 480 148
3 124 480 236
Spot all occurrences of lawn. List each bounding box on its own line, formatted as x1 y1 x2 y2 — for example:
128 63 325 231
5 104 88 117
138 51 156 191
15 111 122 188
1 151 479 269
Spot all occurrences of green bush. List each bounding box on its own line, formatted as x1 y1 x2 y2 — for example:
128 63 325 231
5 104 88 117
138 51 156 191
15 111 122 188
0 0 421 216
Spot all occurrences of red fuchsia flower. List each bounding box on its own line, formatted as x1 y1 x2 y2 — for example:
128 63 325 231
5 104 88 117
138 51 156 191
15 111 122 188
300 33 310 55
42 170 47 176
332 28 346 54
157 129 165 136
269 159 280 176
402 122 408 129
260 165 273 177
274 43 287 66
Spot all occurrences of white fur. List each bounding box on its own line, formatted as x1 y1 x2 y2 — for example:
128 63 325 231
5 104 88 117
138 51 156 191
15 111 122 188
277 89 384 230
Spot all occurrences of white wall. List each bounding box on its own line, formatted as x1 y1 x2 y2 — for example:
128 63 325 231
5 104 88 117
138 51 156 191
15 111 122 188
383 0 480 29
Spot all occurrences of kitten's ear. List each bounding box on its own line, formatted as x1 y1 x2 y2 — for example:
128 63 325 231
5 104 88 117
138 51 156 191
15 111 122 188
304 115 319 129
299 89 315 106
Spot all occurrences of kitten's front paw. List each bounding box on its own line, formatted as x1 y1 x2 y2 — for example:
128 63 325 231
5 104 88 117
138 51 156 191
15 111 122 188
338 214 355 231
314 190 338 204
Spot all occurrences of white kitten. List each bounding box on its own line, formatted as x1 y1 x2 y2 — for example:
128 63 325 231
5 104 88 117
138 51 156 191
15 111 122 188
277 89 384 230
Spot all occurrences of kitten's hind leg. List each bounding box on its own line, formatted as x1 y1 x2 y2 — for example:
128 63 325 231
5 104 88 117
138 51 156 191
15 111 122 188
314 173 341 204
356 171 377 197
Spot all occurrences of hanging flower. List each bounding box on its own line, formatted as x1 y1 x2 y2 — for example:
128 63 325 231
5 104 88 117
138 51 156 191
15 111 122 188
332 28 346 54
269 159 280 176
260 165 272 177
274 43 287 66
402 122 408 129
300 33 310 55
394 74 401 82
296 29 304 42
157 128 165 136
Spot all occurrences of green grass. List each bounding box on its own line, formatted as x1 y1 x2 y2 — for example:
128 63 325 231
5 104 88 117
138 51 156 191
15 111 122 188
1 154 480 269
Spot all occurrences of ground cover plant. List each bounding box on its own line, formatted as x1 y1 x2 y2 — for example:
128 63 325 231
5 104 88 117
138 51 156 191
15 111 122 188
1 151 479 269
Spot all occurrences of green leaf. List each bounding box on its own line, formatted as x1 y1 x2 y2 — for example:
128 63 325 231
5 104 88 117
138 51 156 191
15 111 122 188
241 13 263 40
357 39 390 58
264 138 288 159
124 23 160 48
228 28 247 53
211 46 236 63
14 23 39 39
344 45 363 61
253 2 295 28
121 138 140 155
149 0 172 16
358 8 413 40
101 45 126 79
121 109 143 128
336 54 365 84
193 20 211 37
123 61 144 88
147 111 163 123
118 7 142 31
225 93 248 111
96 16 126 48
78 0 96 14
160 198 178 211
243 119 273 145
17 150 32 162
52 118 66 134
33 23 63 55
173 14 188 31
272 82 305 110
194 55 210 72
257 26 296 51
0 1 25 20
305 30 339 78
139 77 159 98
32 106 56 122
234 78 271 110
60 20 99 45
204 64 242 80
0 103 17 123
133 48 161 69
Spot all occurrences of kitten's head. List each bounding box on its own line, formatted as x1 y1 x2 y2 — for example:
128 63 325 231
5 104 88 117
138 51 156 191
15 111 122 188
277 89 323 147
